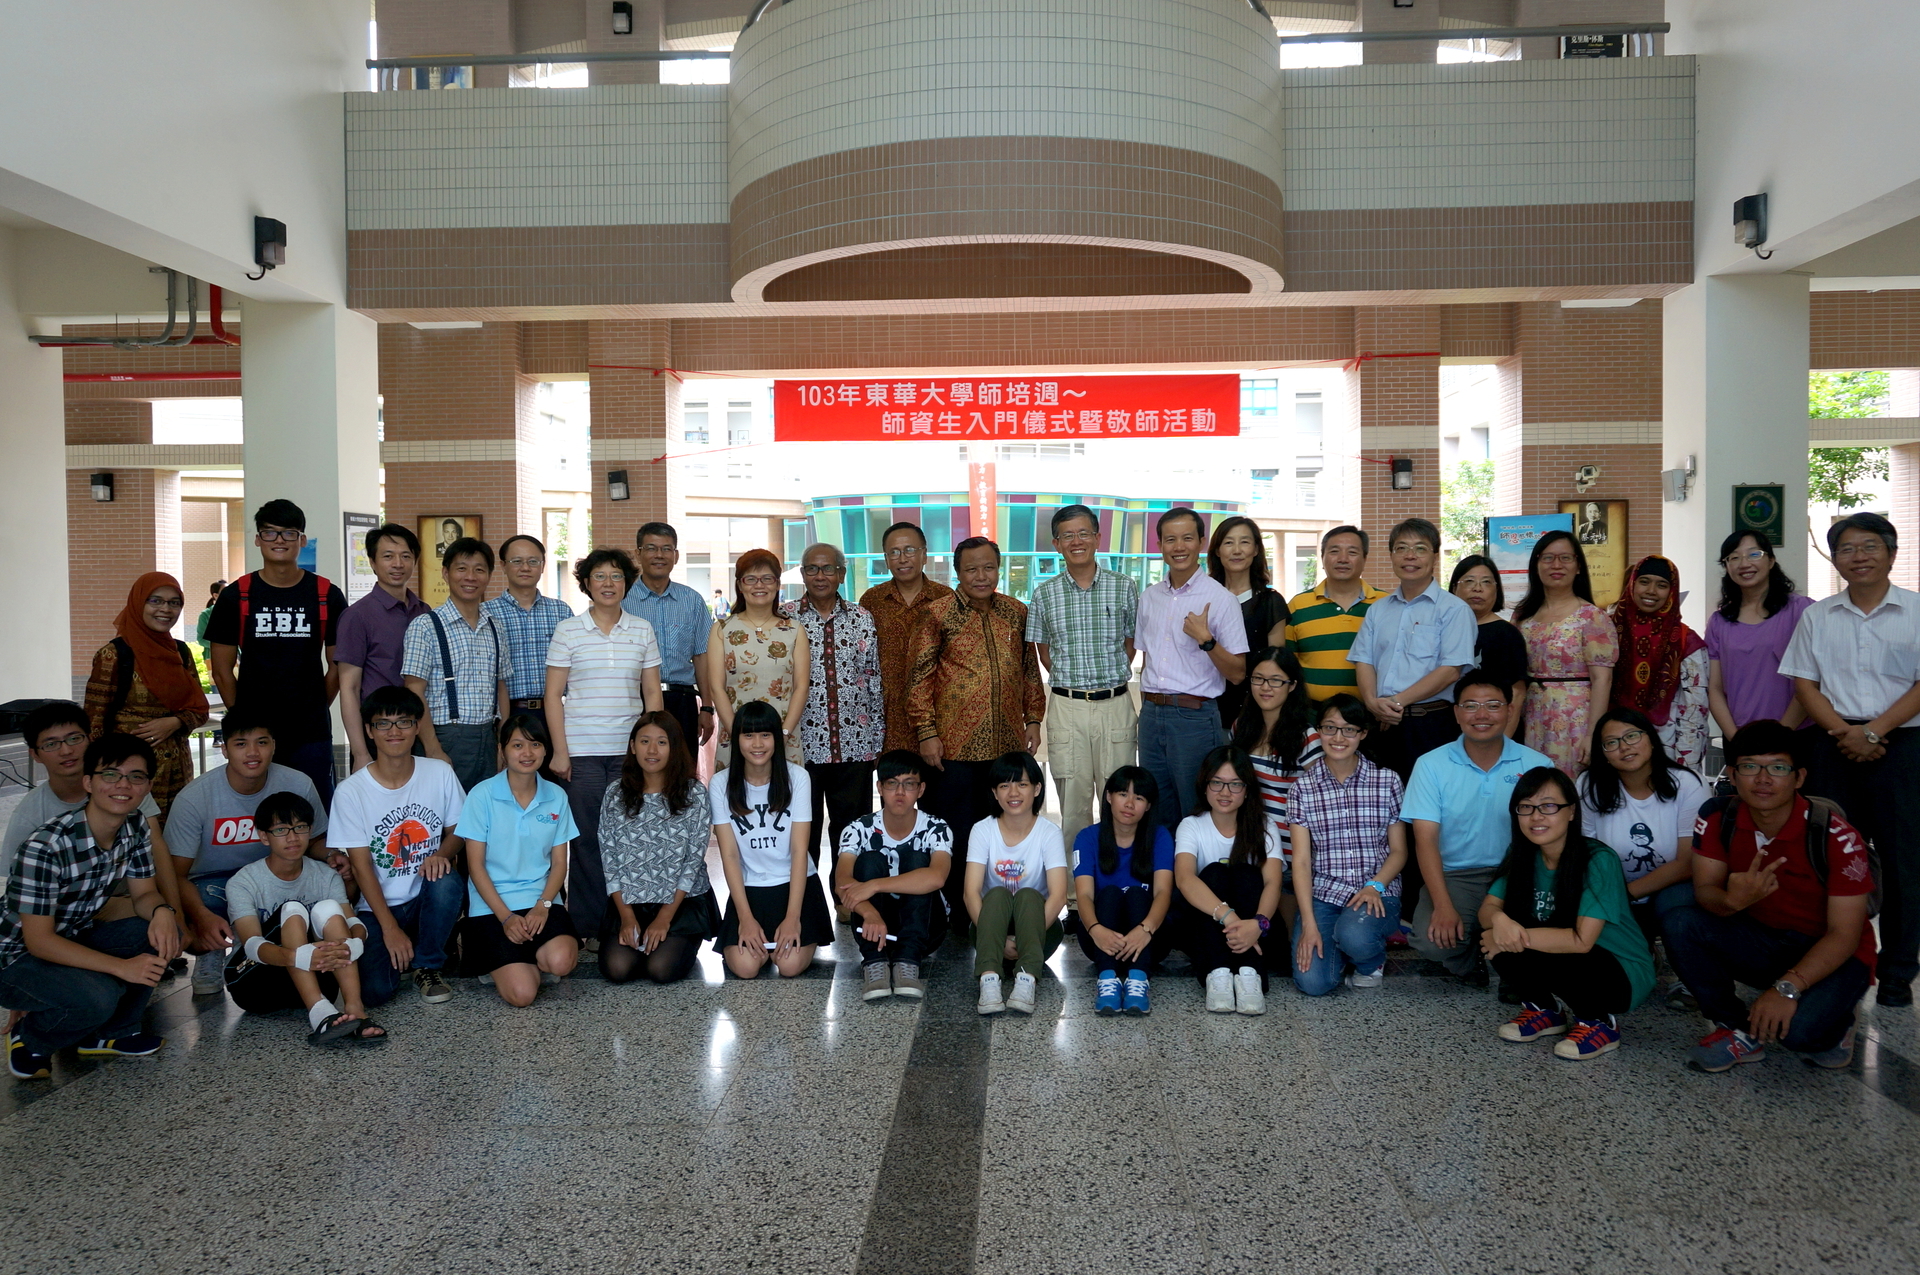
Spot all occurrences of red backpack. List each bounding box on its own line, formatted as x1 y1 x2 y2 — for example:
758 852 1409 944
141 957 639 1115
235 572 332 647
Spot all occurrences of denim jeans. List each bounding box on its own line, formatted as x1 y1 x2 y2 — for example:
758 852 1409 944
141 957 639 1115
1292 894 1403 996
0 917 158 1052
282 738 337 808
1073 882 1172 975
1663 905 1871 1052
1139 699 1227 832
564 754 625 941
358 870 467 1006
850 847 947 965
1629 880 1696 949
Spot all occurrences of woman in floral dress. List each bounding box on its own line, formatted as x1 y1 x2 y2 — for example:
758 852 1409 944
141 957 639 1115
704 548 809 767
1512 531 1617 774
85 571 210 815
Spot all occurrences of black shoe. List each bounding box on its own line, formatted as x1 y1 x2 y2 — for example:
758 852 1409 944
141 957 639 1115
1461 960 1491 989
7 1035 51 1081
1498 981 1522 1005
1878 980 1914 1008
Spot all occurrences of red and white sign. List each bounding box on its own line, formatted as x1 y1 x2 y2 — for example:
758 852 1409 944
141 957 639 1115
773 374 1241 443
968 461 997 539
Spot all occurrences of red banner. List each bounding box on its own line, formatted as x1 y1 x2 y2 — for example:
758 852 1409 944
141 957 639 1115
773 374 1241 442
968 461 997 539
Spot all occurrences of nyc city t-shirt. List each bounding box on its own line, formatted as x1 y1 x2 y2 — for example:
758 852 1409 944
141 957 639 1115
710 763 814 887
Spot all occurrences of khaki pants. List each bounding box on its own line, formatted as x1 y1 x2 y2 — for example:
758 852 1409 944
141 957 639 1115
1044 689 1139 850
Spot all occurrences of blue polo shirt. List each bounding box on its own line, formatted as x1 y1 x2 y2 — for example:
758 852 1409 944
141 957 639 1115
1401 736 1555 870
1347 579 1477 702
621 578 712 688
455 771 579 913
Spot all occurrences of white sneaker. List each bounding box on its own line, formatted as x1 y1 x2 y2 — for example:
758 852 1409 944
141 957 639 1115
977 972 1006 1015
1007 971 1038 1015
1205 967 1235 1013
1346 969 1384 989
191 951 226 996
1234 967 1266 1016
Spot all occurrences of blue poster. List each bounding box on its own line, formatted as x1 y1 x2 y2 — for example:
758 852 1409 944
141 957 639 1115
1485 514 1573 616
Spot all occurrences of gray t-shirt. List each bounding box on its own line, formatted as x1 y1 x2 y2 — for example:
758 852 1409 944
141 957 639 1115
163 764 329 880
225 857 350 928
3 786 160 879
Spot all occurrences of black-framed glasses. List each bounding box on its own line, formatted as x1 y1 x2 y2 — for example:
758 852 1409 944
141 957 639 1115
1514 801 1568 816
263 822 313 839
1734 761 1796 777
258 528 302 543
1320 724 1363 739
1600 729 1648 752
1206 779 1247 794
1248 675 1296 691
144 596 185 610
34 731 87 752
370 716 418 732
800 565 843 577
93 767 152 786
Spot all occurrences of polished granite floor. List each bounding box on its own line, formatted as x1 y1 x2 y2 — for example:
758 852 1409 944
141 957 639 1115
5 922 1920 1274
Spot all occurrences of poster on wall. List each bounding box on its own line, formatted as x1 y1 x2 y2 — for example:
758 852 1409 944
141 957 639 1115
1561 499 1630 607
1733 484 1786 548
417 515 482 607
342 512 381 605
1485 514 1573 612
773 374 1241 442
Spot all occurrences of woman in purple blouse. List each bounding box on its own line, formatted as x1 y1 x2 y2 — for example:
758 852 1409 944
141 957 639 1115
1705 530 1813 736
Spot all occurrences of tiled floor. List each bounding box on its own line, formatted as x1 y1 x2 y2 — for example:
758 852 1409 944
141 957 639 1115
5 929 1920 1274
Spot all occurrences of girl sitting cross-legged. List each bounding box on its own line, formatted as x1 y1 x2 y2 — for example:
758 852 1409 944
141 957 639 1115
1174 746 1284 1016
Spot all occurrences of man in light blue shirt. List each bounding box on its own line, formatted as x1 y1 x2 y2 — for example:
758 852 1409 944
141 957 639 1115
621 521 717 753
1401 668 1554 980
1349 517 1477 781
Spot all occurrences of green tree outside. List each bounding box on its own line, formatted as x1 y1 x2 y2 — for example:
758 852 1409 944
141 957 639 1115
1441 458 1495 574
1809 371 1890 510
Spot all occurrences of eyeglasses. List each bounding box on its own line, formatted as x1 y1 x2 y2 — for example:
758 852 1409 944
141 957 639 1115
639 545 677 556
1734 761 1796 777
588 572 627 585
144 596 185 610
1391 544 1434 557
1835 542 1888 561
263 822 312 839
800 565 843 577
1722 550 1769 566
739 574 780 588
1320 724 1363 739
879 778 922 793
369 717 418 732
504 556 543 569
1458 700 1507 714
1538 553 1576 567
1206 779 1247 794
34 731 87 752
1600 729 1648 752
93 767 152 786
882 547 922 560
1055 531 1097 545
1248 675 1296 691
258 528 302 543
1514 801 1569 817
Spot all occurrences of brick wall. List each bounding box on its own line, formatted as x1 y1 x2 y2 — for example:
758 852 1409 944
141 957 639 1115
67 468 181 679
1346 308 1442 587
67 401 152 446
1811 291 1920 370
586 320 680 558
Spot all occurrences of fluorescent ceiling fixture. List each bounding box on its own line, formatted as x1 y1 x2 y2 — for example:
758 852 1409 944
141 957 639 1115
409 321 484 329
1560 298 1641 308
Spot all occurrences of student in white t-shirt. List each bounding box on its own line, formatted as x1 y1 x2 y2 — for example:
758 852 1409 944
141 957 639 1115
1579 708 1709 1010
1174 745 1283 1016
711 700 829 979
330 687 467 1008
964 751 1068 1017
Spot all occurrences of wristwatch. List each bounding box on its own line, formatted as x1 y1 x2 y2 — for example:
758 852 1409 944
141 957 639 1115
1255 914 1271 933
1771 978 1801 1002
699 706 716 715
1863 728 1884 746
1198 637 1218 652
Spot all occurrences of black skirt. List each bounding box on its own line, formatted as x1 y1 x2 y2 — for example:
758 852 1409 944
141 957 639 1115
600 890 722 944
461 904 580 973
714 876 834 950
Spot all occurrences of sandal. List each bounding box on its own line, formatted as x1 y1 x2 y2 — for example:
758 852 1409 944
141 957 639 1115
307 1012 362 1048
346 1017 389 1046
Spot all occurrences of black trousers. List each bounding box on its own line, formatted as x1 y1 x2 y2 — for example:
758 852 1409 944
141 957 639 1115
661 688 701 760
1490 947 1632 1019
1804 726 1920 986
806 760 876 868
1074 883 1172 975
850 847 948 964
1178 861 1270 986
920 757 996 924
1370 707 1462 784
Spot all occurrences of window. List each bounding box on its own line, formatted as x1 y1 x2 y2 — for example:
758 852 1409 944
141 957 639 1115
1242 379 1280 415
684 406 709 445
727 461 754 480
1296 468 1319 509
727 402 752 447
1294 393 1324 455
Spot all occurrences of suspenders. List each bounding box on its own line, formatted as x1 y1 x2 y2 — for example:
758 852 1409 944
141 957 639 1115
426 609 500 722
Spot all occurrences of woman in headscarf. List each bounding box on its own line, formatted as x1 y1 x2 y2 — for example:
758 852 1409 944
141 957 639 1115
1608 556 1709 773
84 572 211 814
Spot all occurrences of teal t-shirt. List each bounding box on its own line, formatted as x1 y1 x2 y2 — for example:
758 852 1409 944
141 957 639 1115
1491 838 1655 1010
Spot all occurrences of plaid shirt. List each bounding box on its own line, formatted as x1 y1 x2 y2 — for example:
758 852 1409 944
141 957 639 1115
1287 756 1404 905
0 808 155 969
782 597 885 765
402 602 514 725
483 592 574 700
1024 567 1138 691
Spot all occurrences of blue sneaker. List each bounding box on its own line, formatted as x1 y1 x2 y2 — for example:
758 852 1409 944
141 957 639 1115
1497 1001 1568 1043
1688 1024 1767 1073
1804 1024 1857 1070
77 1032 164 1057
1553 1016 1621 1061
1123 972 1151 1017
1095 973 1122 1017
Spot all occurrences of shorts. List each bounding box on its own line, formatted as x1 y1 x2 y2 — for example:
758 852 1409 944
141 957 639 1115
714 877 834 951
460 904 581 973
224 919 341 1014
600 890 722 945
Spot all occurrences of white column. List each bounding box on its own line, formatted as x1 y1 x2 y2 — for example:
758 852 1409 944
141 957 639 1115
1662 276 1812 630
240 302 381 579
0 229 72 700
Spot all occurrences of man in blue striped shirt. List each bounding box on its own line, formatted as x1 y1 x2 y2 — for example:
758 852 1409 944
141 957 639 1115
483 535 575 743
622 521 718 752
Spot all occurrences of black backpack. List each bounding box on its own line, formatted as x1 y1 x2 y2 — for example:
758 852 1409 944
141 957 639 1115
104 636 200 729
1697 792 1881 918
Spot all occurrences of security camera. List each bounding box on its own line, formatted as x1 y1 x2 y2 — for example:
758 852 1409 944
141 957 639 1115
1574 465 1600 492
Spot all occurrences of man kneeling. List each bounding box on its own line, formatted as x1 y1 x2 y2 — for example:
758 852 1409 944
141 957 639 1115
224 792 387 1047
835 750 952 1002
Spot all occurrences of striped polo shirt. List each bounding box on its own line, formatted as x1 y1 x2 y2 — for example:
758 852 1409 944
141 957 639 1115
1284 582 1387 702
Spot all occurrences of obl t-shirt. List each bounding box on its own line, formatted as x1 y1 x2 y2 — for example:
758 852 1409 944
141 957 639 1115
204 572 347 748
329 758 466 909
162 763 329 879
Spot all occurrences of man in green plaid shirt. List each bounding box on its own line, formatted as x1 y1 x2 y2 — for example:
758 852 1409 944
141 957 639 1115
1025 504 1139 848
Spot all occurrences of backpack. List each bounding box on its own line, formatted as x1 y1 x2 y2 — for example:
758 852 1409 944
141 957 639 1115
105 636 199 728
1698 792 1881 918
235 572 332 648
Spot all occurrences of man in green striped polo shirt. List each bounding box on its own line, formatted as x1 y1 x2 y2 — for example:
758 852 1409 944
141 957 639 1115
1284 525 1385 703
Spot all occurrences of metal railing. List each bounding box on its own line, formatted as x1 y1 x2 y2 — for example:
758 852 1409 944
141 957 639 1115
366 50 729 91
1278 22 1668 44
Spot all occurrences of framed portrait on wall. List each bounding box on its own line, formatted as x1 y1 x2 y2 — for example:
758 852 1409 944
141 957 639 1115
1560 500 1629 607
418 515 483 607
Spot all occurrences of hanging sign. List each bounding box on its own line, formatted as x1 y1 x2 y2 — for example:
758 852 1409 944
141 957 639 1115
773 374 1241 443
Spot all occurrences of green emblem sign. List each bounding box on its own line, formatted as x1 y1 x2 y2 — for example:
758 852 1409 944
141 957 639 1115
1732 484 1785 547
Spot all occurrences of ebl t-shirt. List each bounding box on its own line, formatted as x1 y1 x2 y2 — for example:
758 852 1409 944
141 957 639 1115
204 572 347 747
162 763 329 879
329 758 466 909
